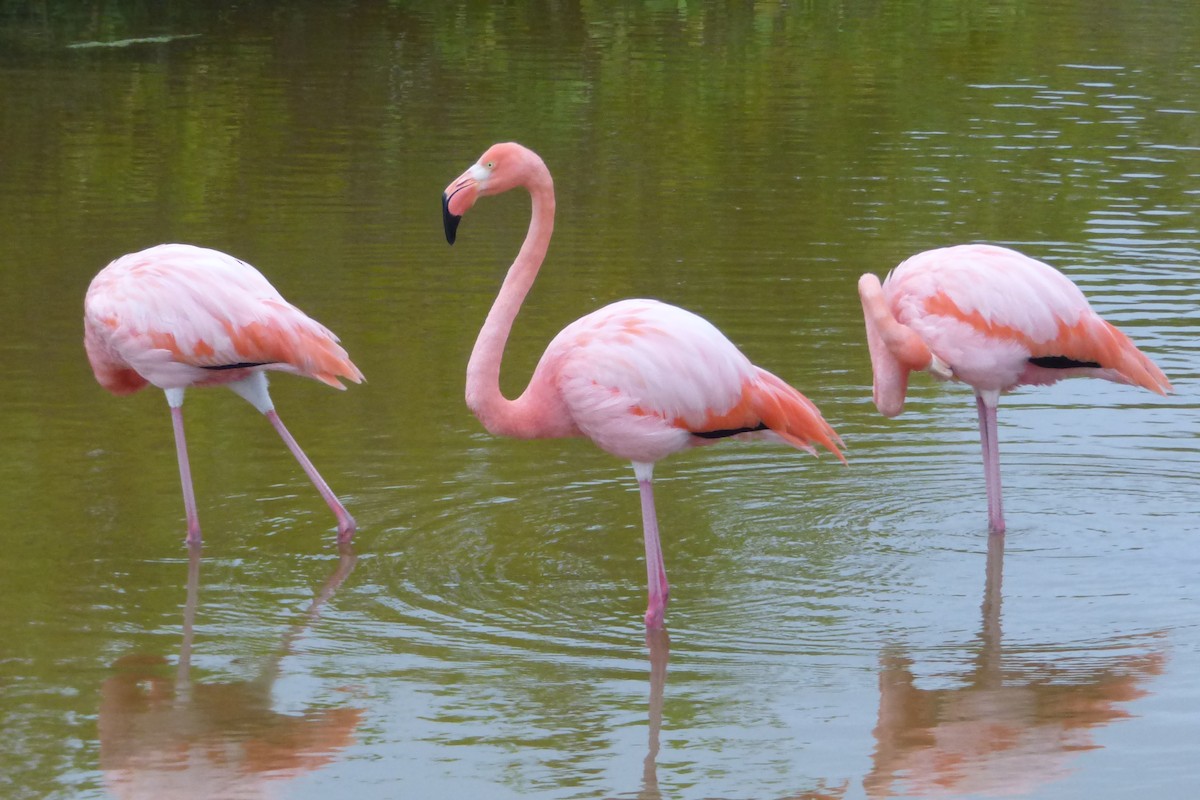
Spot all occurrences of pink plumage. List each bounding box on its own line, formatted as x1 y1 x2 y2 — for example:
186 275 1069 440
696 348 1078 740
84 243 362 544
859 243 1170 534
444 142 842 629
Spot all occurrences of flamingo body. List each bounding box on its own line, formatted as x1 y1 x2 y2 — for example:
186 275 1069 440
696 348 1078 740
84 243 362 543
859 243 1170 533
85 244 358 394
445 142 841 628
530 297 841 464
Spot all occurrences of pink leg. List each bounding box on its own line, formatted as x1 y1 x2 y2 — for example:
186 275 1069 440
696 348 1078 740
634 462 669 629
975 392 1005 535
264 410 357 542
170 404 203 545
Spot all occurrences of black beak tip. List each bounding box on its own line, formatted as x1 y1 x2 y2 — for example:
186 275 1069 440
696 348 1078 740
442 193 461 245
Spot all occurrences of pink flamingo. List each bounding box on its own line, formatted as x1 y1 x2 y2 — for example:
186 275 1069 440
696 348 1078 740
84 243 362 544
859 243 1171 534
443 142 844 629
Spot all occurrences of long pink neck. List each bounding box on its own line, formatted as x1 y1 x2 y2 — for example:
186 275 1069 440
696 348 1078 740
465 166 556 438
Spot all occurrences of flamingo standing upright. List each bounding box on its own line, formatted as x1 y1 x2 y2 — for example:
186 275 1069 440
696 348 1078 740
84 243 362 544
858 243 1171 534
442 142 843 629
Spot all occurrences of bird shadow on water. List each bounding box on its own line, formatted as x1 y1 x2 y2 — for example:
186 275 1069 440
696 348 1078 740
97 543 363 799
864 534 1166 798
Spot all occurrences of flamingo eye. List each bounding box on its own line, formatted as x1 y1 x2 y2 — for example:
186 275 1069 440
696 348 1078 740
485 161 495 169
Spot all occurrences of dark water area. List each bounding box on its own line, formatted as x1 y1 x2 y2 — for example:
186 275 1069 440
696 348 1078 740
1 2 1197 797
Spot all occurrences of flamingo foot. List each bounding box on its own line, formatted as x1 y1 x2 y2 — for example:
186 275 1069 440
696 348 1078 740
643 581 669 629
336 516 357 544
644 601 666 630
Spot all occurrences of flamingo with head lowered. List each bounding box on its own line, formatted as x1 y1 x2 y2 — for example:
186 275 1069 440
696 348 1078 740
859 243 1171 535
443 142 843 629
84 243 362 544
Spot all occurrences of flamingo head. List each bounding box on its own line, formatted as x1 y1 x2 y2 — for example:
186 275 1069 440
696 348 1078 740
442 142 547 244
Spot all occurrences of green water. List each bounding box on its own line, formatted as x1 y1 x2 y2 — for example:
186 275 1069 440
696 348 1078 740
1 2 1197 798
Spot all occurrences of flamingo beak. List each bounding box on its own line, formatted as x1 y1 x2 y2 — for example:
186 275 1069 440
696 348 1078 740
442 192 462 245
442 169 482 245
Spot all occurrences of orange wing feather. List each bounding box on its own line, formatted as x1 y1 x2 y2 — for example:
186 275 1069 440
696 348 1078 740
924 290 1170 395
679 370 845 463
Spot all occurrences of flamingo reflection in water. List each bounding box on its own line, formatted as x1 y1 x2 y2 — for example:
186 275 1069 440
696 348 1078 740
99 546 362 799
635 630 849 800
636 629 669 800
865 535 1165 798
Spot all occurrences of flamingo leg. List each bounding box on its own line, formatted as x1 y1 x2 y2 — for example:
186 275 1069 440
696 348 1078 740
166 389 202 544
264 410 357 542
634 462 669 629
975 391 1005 535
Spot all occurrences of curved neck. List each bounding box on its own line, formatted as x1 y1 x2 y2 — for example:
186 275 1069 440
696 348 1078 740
465 168 555 438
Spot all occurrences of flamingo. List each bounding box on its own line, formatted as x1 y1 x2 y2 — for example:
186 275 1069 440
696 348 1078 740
84 243 362 544
858 243 1171 534
442 142 843 629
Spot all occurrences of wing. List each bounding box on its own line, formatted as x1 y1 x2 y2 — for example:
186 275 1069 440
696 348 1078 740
84 244 362 391
886 244 1169 393
545 299 841 462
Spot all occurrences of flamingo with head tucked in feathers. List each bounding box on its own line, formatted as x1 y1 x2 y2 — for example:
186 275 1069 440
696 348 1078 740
84 243 362 544
442 142 843 629
858 243 1171 535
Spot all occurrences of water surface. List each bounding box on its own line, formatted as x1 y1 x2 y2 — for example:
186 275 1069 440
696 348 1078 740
1 2 1198 798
